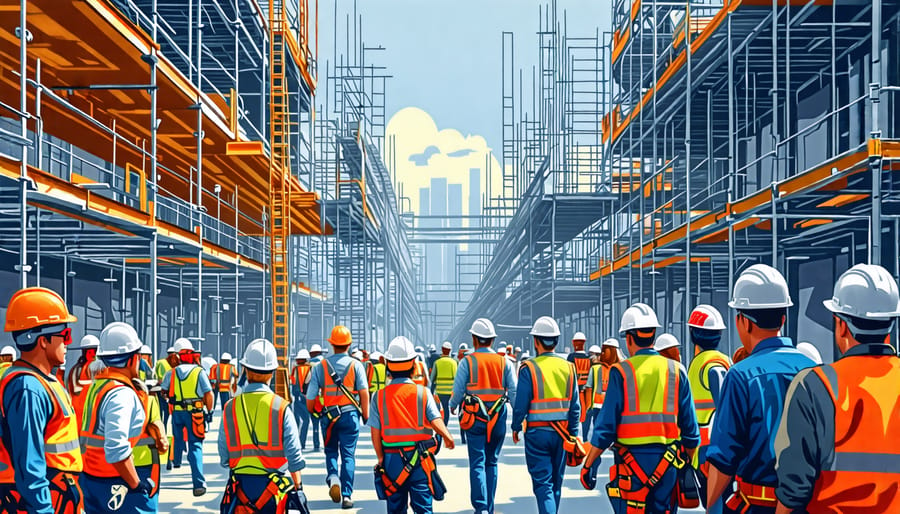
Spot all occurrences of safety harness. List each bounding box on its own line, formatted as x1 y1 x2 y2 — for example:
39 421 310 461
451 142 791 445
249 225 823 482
320 364 361 447
724 477 778 512
459 393 507 442
374 438 446 501
607 443 686 514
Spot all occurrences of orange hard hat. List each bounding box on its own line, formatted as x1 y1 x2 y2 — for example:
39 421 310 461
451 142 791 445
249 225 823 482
5 287 77 333
327 325 353 346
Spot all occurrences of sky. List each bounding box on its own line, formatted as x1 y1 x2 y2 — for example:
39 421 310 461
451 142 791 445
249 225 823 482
315 1 611 213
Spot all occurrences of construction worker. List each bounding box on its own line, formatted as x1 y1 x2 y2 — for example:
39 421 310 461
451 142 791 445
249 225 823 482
67 333 99 429
773 264 900 512
291 349 313 451
795 341 823 365
581 344 603 442
411 351 429 388
306 325 370 509
429 341 457 425
309 343 324 365
511 316 581 514
0 346 16 375
456 343 468 362
153 348 173 385
160 338 213 496
732 346 748 364
369 336 455 514
685 304 731 513
654 333 681 362
79 322 167 513
706 264 815 512
219 339 308 514
0 287 84 513
568 332 593 439
209 352 237 411
154 348 175 428
426 344 440 371
366 351 387 393
582 303 700 513
449 317 517 514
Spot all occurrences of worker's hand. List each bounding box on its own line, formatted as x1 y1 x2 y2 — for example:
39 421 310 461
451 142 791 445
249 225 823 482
450 407 457 416
444 436 455 450
512 431 520 444
156 436 169 454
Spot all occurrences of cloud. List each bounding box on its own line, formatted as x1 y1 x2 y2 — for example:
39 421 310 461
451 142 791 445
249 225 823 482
408 145 442 166
446 149 475 158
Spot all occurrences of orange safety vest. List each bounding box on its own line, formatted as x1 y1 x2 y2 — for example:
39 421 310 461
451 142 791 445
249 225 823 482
79 371 150 478
210 363 236 392
571 353 592 388
292 364 311 391
375 382 434 445
614 355 681 446
464 352 507 402
411 361 428 387
0 363 83 481
807 354 900 513
321 360 360 408
591 363 611 407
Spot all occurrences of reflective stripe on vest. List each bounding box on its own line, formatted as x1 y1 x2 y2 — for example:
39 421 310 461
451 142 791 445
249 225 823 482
687 350 731 428
412 361 428 387
211 364 234 392
433 357 457 395
525 355 574 423
80 373 146 477
292 364 311 390
223 391 289 475
572 353 591 387
321 360 359 407
0 364 83 481
368 363 386 392
169 365 203 409
465 353 506 402
615 354 681 446
377 383 433 446
591 363 610 408
807 355 900 512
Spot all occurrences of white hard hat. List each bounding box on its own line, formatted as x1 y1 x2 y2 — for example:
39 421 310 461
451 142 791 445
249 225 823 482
0 346 17 358
173 337 194 353
429 344 436 351
79 334 100 349
824 264 900 322
97 322 143 357
572 331 587 341
166 347 176 354
497 346 507 355
385 336 417 362
729 264 793 309
309 343 323 353
140 345 152 355
442 341 452 350
654 333 680 351
520 351 531 360
796 342 823 365
221 352 233 361
295 349 310 360
414 346 424 353
530 316 561 338
470 318 497 339
602 338 620 348
240 339 278 372
619 303 662 334
459 343 469 350
352 350 363 359
588 345 602 354
688 305 727 330
515 346 521 352
370 351 383 360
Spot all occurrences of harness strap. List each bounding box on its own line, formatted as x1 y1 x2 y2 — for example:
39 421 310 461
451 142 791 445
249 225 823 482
326 366 362 413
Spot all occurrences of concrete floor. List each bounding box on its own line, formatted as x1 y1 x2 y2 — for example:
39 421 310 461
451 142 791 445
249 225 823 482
158 412 704 513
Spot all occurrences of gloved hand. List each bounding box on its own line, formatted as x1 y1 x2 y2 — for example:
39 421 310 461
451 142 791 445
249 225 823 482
205 412 213 424
580 466 597 490
132 477 156 496
286 489 310 514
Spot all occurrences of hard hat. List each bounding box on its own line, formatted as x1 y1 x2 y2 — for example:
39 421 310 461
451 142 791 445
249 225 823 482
415 346 424 353
653 333 680 351
688 305 727 330
429 344 435 351
530 316 561 338
4 287 77 333
824 264 900 321
442 341 452 350
796 342 823 365
384 336 417 363
97 322 143 357
173 338 194 353
572 331 587 341
296 349 310 360
459 343 469 351
469 318 497 339
78 334 100 349
221 352 233 361
370 351 383 361
0 346 17 358
521 351 531 360
588 345 602 354
602 338 620 348
515 346 521 353
352 350 363 360
140 345 152 355
497 346 507 355
309 343 323 353
240 339 278 372
327 325 353 346
619 303 661 334
729 264 793 309
166 347 176 354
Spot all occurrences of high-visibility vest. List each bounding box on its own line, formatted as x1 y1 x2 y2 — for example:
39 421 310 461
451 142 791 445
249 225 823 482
68 359 94 429
411 360 428 387
464 352 507 402
432 357 458 395
367 362 386 393
807 354 900 513
590 363 611 408
571 352 592 388
168 365 204 410
0 362 10 376
0 364 83 481
615 354 681 446
375 382 434 446
210 363 235 392
154 359 171 382
321 360 360 408
223 391 289 475
80 371 151 477
523 354 575 423
133 389 161 468
687 350 731 446
292 364 311 394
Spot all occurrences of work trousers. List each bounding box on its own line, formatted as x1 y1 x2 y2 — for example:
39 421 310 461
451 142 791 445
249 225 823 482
171 410 206 489
524 429 567 514
218 391 232 411
383 452 433 514
582 407 599 443
436 394 451 425
609 445 677 514
323 410 360 498
158 395 170 428
293 396 311 450
696 446 724 514
81 474 154 514
464 408 506 514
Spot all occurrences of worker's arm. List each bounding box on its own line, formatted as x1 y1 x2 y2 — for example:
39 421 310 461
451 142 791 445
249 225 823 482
217 416 230 468
305 366 322 413
424 392 455 449
371 428 384 465
429 365 438 393
589 366 624 452
708 364 727 405
104 388 145 489
354 361 370 421
567 368 581 438
358 388 370 422
448 356 470 412
281 403 306 488
707 465 733 507
676 365 700 459
503 357 518 406
111 458 141 490
510 364 533 443
366 394 385 464
203 391 214 412
705 370 748 506
5 380 54 514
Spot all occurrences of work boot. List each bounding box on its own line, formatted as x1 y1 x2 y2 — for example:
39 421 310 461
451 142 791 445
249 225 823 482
342 497 353 509
328 477 341 503
193 487 206 497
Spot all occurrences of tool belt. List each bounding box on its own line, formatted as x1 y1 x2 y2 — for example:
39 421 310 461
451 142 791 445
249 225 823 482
529 420 587 467
607 443 685 514
0 471 82 514
725 477 777 513
221 472 295 514
375 438 446 501
459 394 506 443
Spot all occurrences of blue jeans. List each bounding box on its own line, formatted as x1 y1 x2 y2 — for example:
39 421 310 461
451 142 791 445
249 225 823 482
218 391 231 410
582 408 598 443
383 451 432 514
323 410 359 498
524 429 566 514
158 395 169 428
82 474 155 514
172 410 206 489
609 445 677 514
293 397 311 449
436 394 451 425
464 408 506 513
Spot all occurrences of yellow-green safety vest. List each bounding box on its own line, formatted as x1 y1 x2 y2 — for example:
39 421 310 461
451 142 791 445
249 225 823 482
687 350 730 426
432 357 458 395
369 362 387 393
614 353 681 446
169 366 203 409
524 354 575 423
223 391 289 475
134 393 163 467
154 359 171 382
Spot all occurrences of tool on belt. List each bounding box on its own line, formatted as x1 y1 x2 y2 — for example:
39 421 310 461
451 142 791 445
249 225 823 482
724 477 778 513
374 437 446 501
458 393 506 443
546 421 586 467
676 463 701 508
0 471 83 514
606 443 686 514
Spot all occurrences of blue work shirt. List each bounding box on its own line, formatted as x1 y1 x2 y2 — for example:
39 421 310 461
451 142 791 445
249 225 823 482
366 378 442 430
590 349 700 450
217 382 306 473
306 353 368 413
91 381 146 464
448 347 517 412
706 337 815 486
511 353 581 436
161 364 212 399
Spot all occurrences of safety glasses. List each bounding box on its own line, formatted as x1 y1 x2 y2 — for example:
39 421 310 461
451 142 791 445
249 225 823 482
51 328 73 346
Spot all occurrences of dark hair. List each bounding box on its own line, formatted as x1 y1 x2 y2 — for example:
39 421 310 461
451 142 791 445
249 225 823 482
100 350 139 368
690 327 722 351
627 329 656 348
739 308 786 331
840 315 894 345
534 336 558 350
388 368 413 379
473 336 494 347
